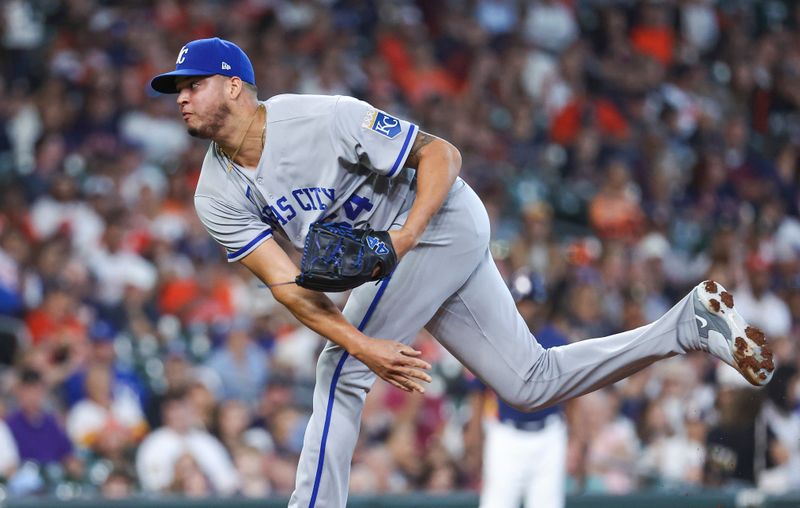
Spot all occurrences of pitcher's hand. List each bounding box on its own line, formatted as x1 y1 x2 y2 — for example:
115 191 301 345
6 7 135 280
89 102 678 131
351 337 431 393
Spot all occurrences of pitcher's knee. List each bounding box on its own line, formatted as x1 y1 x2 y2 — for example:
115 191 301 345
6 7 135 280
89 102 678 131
498 388 557 413
315 349 375 396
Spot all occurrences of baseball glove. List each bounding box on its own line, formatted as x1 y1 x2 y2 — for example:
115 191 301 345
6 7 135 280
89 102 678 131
295 222 398 292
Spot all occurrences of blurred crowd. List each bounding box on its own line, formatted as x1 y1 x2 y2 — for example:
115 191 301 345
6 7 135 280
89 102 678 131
0 0 799 501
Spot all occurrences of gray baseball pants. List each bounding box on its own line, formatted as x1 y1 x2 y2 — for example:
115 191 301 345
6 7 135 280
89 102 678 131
289 180 702 507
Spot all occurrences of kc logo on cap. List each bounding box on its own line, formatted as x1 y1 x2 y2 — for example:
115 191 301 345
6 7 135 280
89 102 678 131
150 37 255 94
176 46 188 65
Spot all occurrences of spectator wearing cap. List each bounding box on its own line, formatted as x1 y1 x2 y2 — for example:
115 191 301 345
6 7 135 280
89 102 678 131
204 319 270 407
467 270 570 508
61 320 146 409
6 368 81 475
65 362 148 452
734 254 792 338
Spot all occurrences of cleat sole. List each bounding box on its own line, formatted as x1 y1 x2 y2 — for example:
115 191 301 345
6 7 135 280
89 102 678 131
698 280 774 386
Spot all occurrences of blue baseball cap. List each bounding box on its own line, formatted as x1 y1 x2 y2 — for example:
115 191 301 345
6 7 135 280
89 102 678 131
150 37 255 94
509 269 547 304
89 319 117 343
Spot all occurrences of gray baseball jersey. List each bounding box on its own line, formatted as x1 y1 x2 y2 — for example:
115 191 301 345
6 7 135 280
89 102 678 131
194 94 418 260
192 94 712 508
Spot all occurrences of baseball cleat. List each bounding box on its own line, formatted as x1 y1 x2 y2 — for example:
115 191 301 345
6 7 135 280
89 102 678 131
693 280 774 386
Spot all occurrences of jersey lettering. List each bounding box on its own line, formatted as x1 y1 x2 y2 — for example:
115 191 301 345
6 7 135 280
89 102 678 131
310 187 326 210
320 188 335 202
199 96 416 261
268 197 297 226
268 205 285 225
343 194 374 221
289 187 336 212
292 189 312 211
246 186 279 227
277 196 297 223
302 188 316 209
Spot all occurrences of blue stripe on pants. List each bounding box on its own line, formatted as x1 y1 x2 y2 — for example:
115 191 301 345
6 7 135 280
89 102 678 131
308 276 393 507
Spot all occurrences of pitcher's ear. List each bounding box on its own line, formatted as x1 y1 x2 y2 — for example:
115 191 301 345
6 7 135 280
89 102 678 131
227 76 244 99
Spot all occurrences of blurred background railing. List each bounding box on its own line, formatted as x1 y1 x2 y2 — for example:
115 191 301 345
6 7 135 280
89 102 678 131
4 491 800 508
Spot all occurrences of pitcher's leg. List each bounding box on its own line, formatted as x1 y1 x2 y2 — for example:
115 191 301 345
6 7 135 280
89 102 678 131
288 278 392 508
515 291 701 410
290 185 491 507
427 249 701 413
291 274 443 508
521 279 776 406
289 339 372 508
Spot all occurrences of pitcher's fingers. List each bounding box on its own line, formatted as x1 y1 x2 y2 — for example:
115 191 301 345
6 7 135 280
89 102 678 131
395 366 432 384
398 346 421 356
386 377 412 392
400 355 432 371
389 369 425 393
393 373 425 393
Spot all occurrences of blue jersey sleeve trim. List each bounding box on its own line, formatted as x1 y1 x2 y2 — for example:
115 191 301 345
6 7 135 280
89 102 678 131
387 123 417 178
226 229 273 262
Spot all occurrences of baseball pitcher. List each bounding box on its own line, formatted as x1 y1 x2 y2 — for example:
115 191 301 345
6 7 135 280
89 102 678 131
150 38 774 508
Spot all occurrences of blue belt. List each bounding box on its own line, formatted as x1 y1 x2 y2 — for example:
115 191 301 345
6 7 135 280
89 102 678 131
500 414 561 432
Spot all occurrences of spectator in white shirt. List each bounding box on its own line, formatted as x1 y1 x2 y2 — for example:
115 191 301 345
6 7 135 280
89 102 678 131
29 173 104 254
66 362 148 452
136 388 240 495
734 254 792 338
0 418 20 478
87 214 157 307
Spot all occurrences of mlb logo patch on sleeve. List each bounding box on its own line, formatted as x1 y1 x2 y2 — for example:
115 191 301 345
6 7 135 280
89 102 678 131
362 109 402 139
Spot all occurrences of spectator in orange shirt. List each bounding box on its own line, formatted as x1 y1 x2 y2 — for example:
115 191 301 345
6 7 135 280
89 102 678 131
630 1 675 67
379 33 460 106
589 158 646 242
550 92 630 146
24 280 87 351
402 44 461 106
